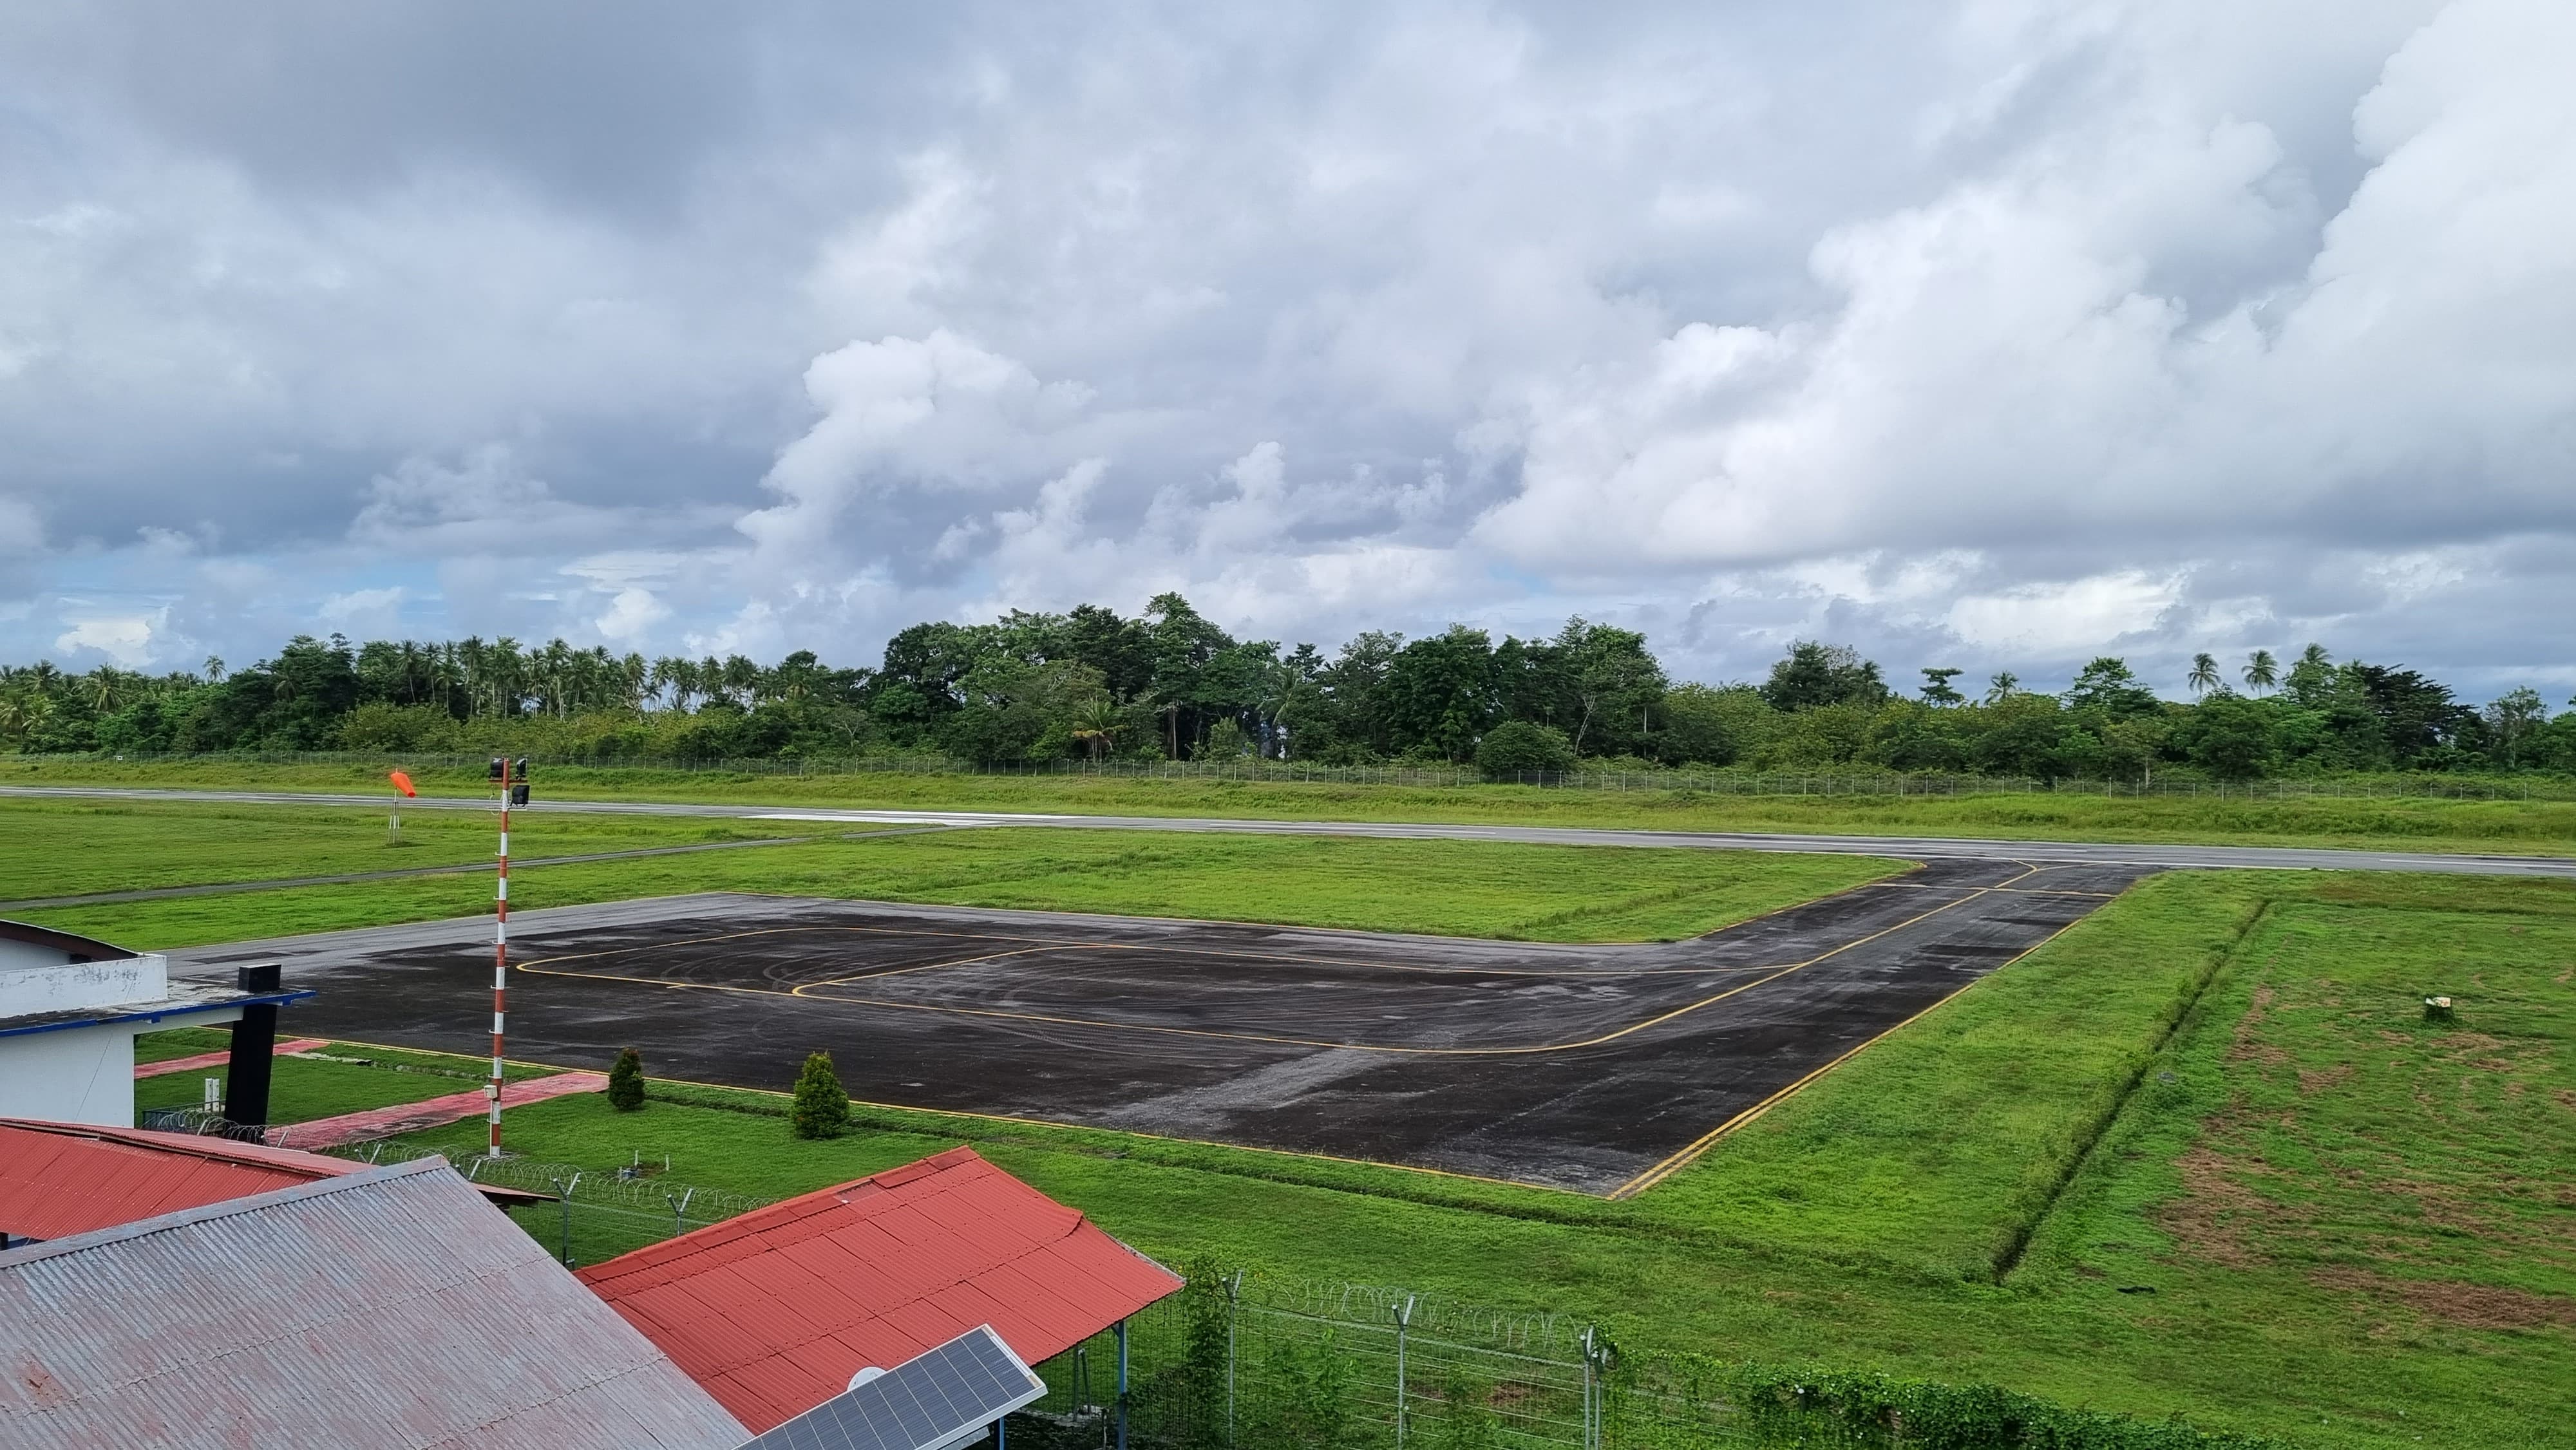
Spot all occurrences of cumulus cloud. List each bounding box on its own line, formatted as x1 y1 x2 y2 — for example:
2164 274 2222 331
54 608 172 668
1479 0 2576 576
739 330 1094 560
3 0 2571 697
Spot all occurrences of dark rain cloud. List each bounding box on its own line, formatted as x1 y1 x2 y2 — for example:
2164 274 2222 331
0 1 2568 703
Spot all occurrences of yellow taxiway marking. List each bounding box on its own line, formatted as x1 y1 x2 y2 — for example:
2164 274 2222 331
516 863 2050 1057
526 922 1819 982
1604 900 2098 1200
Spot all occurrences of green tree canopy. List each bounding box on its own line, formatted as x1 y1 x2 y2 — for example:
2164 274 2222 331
1761 642 1887 711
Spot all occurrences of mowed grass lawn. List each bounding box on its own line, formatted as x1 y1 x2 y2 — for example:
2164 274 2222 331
359 871 2575 1449
17 822 1906 949
134 1050 479 1125
131 1028 562 1124
8 754 2576 852
0 795 808 901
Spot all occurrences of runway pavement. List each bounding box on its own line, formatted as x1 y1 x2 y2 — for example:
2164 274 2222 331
172 860 2152 1194
5 782 2571 877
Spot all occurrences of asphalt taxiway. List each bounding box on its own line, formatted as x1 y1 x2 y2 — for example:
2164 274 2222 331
171 856 2149 1195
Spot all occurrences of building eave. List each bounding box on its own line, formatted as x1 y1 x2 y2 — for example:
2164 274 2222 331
0 987 312 1040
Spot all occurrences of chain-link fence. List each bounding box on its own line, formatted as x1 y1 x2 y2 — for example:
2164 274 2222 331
1004 1270 1615 1450
33 748 2570 800
319 1142 775 1268
996 1274 2278 1450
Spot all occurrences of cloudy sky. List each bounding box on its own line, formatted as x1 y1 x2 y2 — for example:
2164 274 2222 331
3 0 2571 699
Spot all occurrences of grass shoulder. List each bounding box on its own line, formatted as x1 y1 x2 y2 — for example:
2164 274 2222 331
0 795 805 903
10 755 2573 853
28 827 1904 950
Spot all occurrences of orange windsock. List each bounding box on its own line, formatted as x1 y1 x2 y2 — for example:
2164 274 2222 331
389 770 417 798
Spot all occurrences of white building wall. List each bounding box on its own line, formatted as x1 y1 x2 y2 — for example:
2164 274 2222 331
0 1028 146 1127
0 954 167 1015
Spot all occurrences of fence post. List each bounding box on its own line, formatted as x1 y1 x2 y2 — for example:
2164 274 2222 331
1394 1294 1414 1449
1580 1326 1596 1450
550 1172 581 1266
1226 1272 1242 1447
1115 1318 1129 1450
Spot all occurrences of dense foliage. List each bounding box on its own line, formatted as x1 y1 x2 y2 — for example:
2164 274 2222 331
5 599 2571 780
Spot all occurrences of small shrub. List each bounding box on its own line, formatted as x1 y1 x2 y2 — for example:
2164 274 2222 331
606 1046 646 1112
1475 721 1575 777
1200 718 1254 760
790 1050 851 1139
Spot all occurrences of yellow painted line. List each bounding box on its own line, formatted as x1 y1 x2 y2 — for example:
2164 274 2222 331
604 851 1937 968
518 863 2047 1057
518 923 1103 971
1862 882 2120 898
530 921 1806 982
789 946 1062 995
1603 898 2103 1200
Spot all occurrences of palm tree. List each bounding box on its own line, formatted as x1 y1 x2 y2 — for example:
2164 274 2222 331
430 646 463 716
2242 649 2278 695
650 657 696 712
2187 653 2222 695
1068 695 1124 762
202 655 227 684
1984 671 2020 704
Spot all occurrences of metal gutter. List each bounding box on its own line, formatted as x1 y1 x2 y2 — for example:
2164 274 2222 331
0 987 313 1039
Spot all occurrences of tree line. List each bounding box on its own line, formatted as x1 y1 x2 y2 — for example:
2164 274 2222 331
3 596 2571 782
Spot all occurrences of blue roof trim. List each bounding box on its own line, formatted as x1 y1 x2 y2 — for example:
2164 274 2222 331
0 988 314 1040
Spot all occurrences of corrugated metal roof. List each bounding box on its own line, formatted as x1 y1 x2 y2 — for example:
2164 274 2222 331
578 1147 1184 1435
0 1118 543 1242
0 1157 748 1450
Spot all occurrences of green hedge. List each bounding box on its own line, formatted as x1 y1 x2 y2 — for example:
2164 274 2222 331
1620 1357 2287 1449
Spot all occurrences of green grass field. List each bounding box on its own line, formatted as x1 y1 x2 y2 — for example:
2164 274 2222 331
131 1030 562 1124
0 796 807 903
36 795 2575 1447
148 869 2566 1447
9 754 2575 853
15 817 1903 948
133 1050 480 1124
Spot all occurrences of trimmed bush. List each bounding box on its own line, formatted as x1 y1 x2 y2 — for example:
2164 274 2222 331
790 1050 851 1139
606 1046 646 1112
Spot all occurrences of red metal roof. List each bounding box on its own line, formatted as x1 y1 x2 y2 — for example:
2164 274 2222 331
0 1118 540 1242
578 1146 1184 1434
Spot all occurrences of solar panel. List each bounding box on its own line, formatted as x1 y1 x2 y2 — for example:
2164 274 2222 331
739 1324 1048 1450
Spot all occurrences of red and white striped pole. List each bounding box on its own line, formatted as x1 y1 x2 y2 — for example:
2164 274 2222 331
489 757 511 1158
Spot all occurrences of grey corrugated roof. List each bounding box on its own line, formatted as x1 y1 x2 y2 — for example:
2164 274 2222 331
0 1156 748 1450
